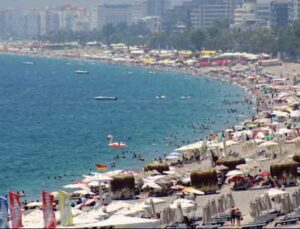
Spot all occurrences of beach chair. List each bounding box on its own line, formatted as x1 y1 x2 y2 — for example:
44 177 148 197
274 218 298 227
198 224 221 229
241 223 265 229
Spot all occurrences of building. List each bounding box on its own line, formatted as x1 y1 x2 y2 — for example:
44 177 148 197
138 16 162 33
190 0 231 30
271 0 293 28
97 4 134 28
233 0 258 28
145 0 171 17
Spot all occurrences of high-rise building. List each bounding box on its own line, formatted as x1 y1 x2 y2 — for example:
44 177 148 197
271 0 293 28
145 0 171 17
97 4 134 28
190 0 232 30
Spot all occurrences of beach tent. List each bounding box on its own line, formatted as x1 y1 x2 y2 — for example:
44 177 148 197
73 215 160 228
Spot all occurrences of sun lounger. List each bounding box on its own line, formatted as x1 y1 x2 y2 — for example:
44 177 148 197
241 223 265 229
274 218 298 227
198 224 221 229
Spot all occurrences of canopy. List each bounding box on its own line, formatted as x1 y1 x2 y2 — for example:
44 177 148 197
74 215 160 228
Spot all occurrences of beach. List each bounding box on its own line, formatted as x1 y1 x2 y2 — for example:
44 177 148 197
2 41 300 228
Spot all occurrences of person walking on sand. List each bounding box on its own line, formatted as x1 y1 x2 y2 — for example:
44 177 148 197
236 208 242 226
231 206 236 226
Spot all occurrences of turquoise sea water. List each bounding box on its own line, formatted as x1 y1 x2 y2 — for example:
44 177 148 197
0 54 253 199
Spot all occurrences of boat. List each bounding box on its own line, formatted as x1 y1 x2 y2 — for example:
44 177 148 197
107 134 128 149
155 95 167 99
74 70 89 74
22 61 34 65
94 96 118 101
181 96 191 100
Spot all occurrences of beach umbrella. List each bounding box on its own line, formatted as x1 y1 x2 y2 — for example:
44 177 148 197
170 185 186 190
149 199 156 216
217 195 225 214
211 199 218 217
142 182 162 190
258 171 271 177
226 192 235 208
249 201 257 218
182 187 204 195
263 193 272 211
176 202 184 222
63 183 88 190
258 141 278 148
267 188 286 198
226 170 244 177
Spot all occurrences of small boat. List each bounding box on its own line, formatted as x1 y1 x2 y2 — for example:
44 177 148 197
94 96 118 101
181 96 191 100
107 134 127 149
156 95 167 99
75 70 89 74
23 61 34 65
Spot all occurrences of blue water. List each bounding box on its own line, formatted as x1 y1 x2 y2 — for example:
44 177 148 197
0 54 253 198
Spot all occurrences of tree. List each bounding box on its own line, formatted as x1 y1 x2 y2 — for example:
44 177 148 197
190 30 207 50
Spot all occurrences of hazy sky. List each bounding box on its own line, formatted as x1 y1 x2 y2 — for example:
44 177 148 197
0 0 132 9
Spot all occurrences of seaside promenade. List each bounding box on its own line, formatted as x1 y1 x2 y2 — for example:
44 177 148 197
2 42 300 228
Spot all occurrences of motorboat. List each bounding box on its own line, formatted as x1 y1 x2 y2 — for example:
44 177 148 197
107 134 128 149
22 61 34 65
155 95 167 99
74 70 89 74
94 96 118 101
181 95 191 100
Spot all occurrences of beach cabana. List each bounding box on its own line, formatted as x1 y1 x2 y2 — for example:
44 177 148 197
191 169 217 194
216 157 246 170
144 162 169 174
270 161 299 183
110 175 135 200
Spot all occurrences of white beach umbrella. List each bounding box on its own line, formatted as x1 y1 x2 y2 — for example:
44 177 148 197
267 188 286 198
258 141 278 148
142 182 162 190
226 170 244 177
63 183 88 190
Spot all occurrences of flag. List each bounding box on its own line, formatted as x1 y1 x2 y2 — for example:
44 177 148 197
58 191 73 226
9 192 23 228
95 164 108 172
0 196 9 228
42 192 56 229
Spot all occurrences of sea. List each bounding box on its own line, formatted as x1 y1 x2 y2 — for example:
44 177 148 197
0 54 254 199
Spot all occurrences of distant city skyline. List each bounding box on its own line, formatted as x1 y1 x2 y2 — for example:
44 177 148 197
0 0 131 9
